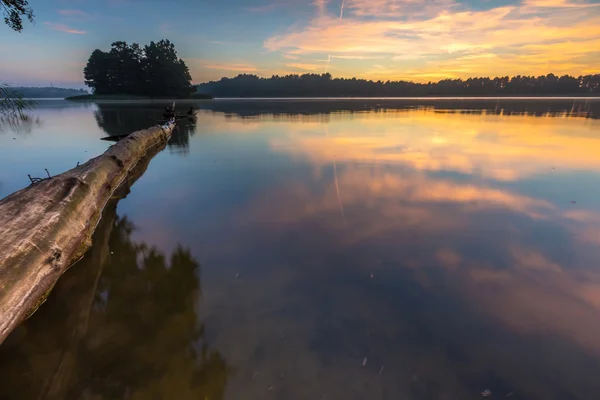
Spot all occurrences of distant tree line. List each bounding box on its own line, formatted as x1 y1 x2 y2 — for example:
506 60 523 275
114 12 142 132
197 73 600 97
84 40 194 98
8 86 88 98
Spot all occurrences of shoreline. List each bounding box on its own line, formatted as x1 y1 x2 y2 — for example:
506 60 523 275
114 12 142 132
208 96 600 100
66 94 213 101
28 95 600 102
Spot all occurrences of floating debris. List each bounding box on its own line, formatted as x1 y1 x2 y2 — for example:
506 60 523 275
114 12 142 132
235 273 240 278
362 357 368 367
378 365 384 375
370 273 374 278
267 386 273 391
571 200 577 204
481 389 492 397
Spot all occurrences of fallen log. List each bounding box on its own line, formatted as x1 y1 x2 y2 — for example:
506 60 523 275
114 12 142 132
0 115 176 344
38 140 167 400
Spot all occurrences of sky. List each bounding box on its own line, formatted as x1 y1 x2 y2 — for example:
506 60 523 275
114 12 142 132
1 0 599 88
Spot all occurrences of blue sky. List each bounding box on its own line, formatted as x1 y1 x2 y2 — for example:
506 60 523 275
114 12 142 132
1 0 599 88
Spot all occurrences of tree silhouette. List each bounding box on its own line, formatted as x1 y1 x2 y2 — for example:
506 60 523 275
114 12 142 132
84 40 194 98
142 40 194 98
197 73 600 98
1 0 34 32
93 102 196 153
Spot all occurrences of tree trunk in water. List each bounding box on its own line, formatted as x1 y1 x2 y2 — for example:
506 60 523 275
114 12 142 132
0 119 175 344
37 140 168 400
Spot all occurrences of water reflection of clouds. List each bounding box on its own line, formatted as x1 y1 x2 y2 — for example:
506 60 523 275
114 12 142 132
270 110 600 181
115 106 600 399
199 110 600 398
218 164 600 398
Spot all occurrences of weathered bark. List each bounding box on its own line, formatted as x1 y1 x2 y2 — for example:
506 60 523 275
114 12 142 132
37 141 168 400
0 119 175 344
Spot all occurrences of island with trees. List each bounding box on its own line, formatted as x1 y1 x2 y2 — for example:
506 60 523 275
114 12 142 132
71 40 212 100
197 73 600 98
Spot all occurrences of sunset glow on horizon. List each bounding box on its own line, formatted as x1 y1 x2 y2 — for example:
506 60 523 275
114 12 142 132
1 0 599 88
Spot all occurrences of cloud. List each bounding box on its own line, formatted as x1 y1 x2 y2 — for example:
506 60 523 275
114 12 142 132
285 62 325 71
57 9 90 18
332 54 385 60
159 22 172 35
522 0 599 8
314 0 328 16
247 3 279 13
263 0 600 80
201 62 257 72
346 0 459 18
43 22 87 34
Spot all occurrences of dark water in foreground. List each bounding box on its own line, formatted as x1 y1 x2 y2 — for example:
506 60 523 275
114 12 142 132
1 99 600 399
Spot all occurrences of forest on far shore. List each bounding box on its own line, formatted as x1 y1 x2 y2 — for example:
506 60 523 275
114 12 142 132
4 87 89 99
197 73 600 98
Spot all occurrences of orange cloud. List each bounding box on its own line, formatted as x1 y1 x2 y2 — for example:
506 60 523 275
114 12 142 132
285 62 325 71
43 22 86 34
522 0 599 8
314 0 328 17
199 62 257 72
263 0 600 80
346 0 459 18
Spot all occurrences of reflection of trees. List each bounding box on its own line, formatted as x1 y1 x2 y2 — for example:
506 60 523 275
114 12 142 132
199 98 600 121
73 217 231 400
0 114 41 134
0 144 232 400
94 103 196 154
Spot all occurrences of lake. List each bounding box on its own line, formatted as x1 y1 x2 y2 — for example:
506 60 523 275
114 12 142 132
1 98 600 400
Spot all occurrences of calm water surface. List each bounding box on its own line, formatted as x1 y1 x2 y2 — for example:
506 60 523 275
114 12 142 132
1 99 600 399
